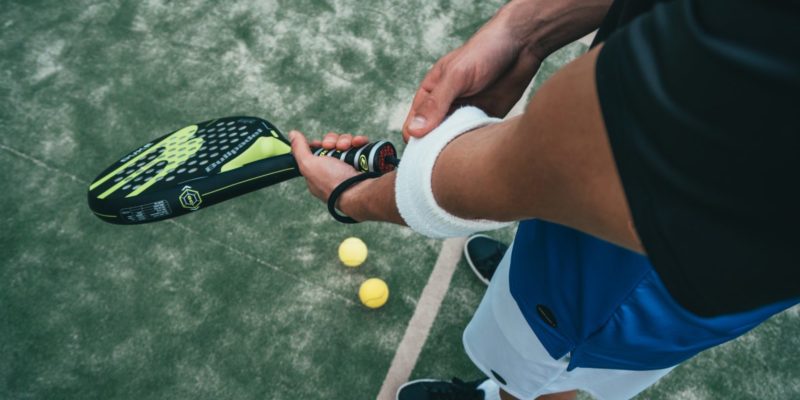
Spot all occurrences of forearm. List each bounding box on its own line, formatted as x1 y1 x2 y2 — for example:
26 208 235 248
342 116 548 223
339 172 405 226
338 119 521 226
496 0 612 58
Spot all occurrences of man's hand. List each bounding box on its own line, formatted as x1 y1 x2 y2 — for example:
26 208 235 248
289 130 405 225
402 12 542 142
288 130 369 203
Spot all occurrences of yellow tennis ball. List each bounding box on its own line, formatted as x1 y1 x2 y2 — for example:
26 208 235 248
338 237 368 267
359 278 389 309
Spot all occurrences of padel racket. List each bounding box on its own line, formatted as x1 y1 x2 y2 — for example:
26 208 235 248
87 116 397 225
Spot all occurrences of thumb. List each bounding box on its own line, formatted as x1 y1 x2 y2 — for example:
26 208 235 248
404 81 459 141
289 130 313 166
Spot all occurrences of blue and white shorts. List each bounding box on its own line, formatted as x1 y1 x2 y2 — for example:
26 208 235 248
462 244 674 400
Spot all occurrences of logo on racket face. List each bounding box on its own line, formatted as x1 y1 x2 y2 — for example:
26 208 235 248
179 186 203 210
359 154 368 172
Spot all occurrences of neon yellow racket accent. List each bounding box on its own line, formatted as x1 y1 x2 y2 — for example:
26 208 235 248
89 134 176 192
203 167 296 196
93 125 204 199
220 136 291 173
126 136 203 197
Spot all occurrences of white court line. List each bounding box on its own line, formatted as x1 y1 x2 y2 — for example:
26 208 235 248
0 142 84 183
376 237 466 400
579 30 597 47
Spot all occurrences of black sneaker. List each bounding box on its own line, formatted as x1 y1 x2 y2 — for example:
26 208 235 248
464 234 508 285
397 378 493 400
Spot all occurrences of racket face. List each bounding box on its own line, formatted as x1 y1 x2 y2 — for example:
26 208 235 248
88 116 299 225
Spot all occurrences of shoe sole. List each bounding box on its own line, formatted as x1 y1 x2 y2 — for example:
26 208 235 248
464 234 492 286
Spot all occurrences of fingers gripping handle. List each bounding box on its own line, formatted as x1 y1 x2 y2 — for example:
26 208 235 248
312 141 398 174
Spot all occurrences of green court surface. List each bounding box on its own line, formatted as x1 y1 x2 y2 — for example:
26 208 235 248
1 1 798 399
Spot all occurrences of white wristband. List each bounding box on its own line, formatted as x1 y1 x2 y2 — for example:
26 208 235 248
395 106 512 238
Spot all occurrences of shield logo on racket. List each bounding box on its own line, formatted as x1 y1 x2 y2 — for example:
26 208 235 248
179 186 203 210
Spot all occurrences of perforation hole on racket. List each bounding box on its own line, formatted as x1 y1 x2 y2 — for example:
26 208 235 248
87 116 398 225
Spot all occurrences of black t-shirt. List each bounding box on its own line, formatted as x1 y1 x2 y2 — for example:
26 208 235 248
594 0 800 316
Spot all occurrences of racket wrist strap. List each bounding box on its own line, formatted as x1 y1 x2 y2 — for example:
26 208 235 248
328 172 382 224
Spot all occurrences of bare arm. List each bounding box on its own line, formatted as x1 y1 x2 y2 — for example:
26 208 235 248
338 45 643 252
402 0 613 140
500 0 611 58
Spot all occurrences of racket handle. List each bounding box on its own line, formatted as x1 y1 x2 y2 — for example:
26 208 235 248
312 141 398 174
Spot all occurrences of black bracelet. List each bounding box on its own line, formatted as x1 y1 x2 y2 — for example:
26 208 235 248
327 172 381 224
